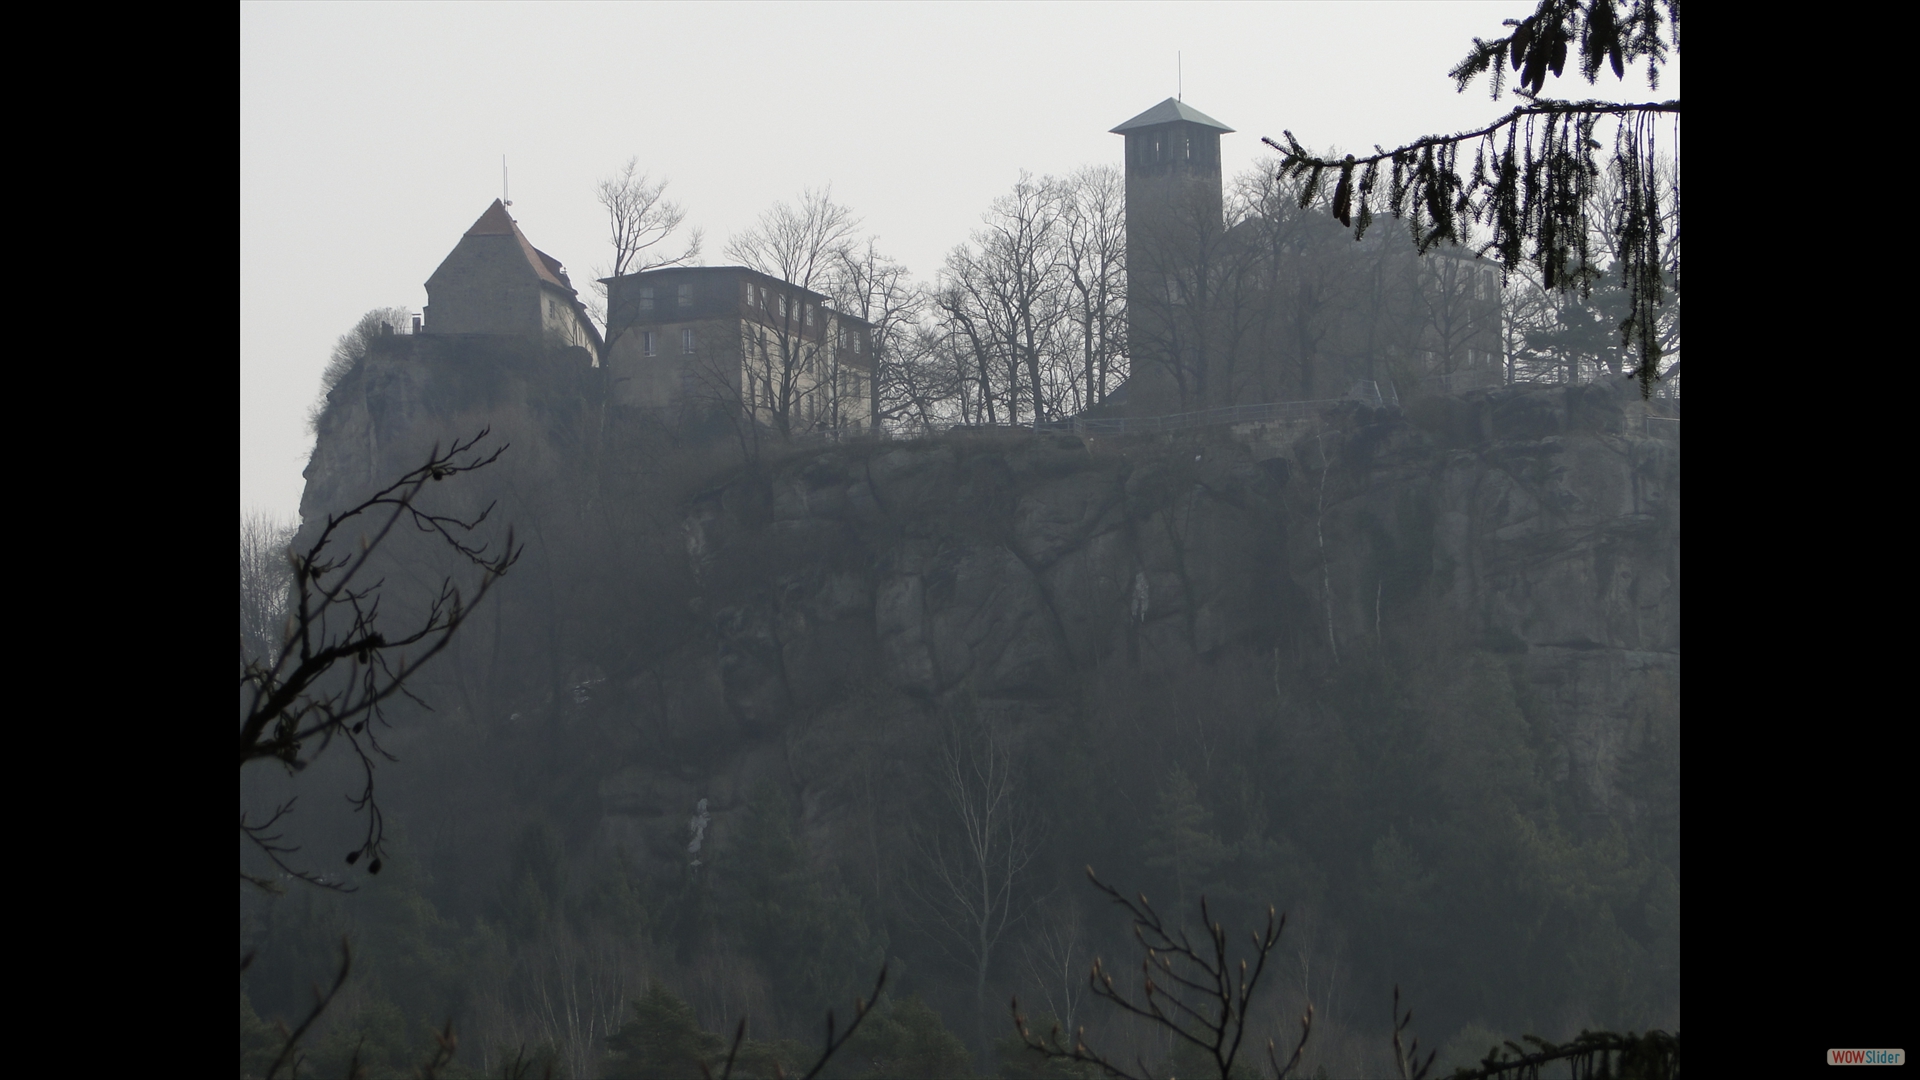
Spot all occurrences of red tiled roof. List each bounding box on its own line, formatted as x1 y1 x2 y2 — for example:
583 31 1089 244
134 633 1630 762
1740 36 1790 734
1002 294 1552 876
462 199 571 292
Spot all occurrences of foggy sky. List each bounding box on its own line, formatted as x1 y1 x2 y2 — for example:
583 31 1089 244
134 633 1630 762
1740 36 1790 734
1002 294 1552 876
240 1 1676 519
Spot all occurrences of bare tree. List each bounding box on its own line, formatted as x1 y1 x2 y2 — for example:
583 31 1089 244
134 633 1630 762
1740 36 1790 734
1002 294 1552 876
938 173 1071 425
309 307 413 433
880 317 973 434
590 158 703 347
1409 254 1502 379
1010 869 1314 1080
909 707 1041 1048
1056 165 1129 412
1129 177 1266 410
241 509 297 667
726 186 858 296
1020 893 1090 1039
239 431 520 891
834 238 922 431
933 271 1003 426
723 188 863 442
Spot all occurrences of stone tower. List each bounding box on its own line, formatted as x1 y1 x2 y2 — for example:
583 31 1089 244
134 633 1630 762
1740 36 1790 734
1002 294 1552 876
1112 98 1234 413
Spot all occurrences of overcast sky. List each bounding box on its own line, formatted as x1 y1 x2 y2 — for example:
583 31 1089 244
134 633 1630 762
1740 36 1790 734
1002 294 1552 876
241 1 1675 520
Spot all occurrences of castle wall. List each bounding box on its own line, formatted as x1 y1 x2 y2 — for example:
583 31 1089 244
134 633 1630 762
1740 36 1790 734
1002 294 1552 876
424 234 541 339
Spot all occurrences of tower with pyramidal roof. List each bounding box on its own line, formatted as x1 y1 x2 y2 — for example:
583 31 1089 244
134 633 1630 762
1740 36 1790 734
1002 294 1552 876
1112 98 1234 413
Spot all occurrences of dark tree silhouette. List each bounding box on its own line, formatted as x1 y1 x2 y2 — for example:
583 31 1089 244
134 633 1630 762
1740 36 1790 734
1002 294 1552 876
1267 0 1679 395
1010 867 1313 1080
238 430 519 892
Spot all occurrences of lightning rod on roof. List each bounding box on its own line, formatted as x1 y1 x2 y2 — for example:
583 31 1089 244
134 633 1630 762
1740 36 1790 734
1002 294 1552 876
503 155 513 208
1178 52 1182 101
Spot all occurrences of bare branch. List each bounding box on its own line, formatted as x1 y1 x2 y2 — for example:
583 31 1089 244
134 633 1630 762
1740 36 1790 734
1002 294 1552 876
1010 868 1296 1080
239 430 518 888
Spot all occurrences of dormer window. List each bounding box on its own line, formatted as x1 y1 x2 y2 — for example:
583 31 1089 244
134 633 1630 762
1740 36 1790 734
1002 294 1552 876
804 304 813 327
639 287 654 312
678 284 693 308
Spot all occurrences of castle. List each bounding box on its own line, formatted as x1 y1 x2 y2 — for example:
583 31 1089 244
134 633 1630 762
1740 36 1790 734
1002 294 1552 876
418 202 876 436
409 97 1503 430
1110 97 1505 414
423 200 605 363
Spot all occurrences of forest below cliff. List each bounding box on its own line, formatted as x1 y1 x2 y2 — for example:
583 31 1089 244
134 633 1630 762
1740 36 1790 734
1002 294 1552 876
242 344 1678 1079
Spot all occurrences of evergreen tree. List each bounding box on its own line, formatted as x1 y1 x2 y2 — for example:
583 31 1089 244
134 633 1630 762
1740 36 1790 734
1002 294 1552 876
1143 766 1232 916
603 982 724 1079
837 995 974 1080
732 783 888 1023
240 993 280 1079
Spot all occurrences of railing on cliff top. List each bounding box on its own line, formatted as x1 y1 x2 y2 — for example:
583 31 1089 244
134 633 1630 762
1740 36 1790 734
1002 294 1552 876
869 368 1675 444
952 382 1389 438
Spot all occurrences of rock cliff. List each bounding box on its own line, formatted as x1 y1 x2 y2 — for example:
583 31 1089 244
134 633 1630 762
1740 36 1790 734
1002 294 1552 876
302 342 1678 882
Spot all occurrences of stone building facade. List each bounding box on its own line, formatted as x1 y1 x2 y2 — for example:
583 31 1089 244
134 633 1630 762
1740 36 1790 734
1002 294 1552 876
601 265 875 434
1113 98 1235 415
423 200 603 362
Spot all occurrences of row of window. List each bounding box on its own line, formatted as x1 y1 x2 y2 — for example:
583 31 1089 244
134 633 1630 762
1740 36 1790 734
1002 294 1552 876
636 284 694 314
742 372 868 416
1130 131 1218 168
742 282 818 326
640 329 699 357
627 281 867 356
639 327 865 359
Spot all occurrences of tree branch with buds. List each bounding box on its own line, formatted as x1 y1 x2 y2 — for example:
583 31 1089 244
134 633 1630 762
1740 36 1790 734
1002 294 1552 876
1010 867 1311 1080
238 430 520 890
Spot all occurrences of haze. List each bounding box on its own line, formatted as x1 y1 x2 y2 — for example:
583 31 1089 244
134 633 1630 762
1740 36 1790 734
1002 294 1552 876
241 1 1676 516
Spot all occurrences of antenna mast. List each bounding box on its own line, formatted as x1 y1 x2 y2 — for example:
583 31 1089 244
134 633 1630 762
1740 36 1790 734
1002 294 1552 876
502 155 513 207
1178 52 1182 100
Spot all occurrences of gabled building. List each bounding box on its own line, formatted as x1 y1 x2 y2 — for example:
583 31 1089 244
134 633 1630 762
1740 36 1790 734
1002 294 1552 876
601 265 875 435
423 200 603 362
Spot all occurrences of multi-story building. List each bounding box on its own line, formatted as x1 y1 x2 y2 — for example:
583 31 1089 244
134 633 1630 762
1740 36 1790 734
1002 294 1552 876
422 200 603 362
601 266 875 435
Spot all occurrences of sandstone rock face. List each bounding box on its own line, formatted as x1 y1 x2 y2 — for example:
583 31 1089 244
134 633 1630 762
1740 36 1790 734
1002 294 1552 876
662 382 1676 842
302 343 1677 867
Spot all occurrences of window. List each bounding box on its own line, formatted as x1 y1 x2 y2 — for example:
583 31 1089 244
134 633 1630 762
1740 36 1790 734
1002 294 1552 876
778 295 788 319
639 287 654 312
851 333 861 356
678 283 693 308
643 331 656 357
682 328 696 354
804 303 813 327
744 281 754 305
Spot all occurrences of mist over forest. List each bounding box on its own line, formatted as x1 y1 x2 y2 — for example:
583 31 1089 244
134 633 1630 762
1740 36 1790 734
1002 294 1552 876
240 12 1679 1079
